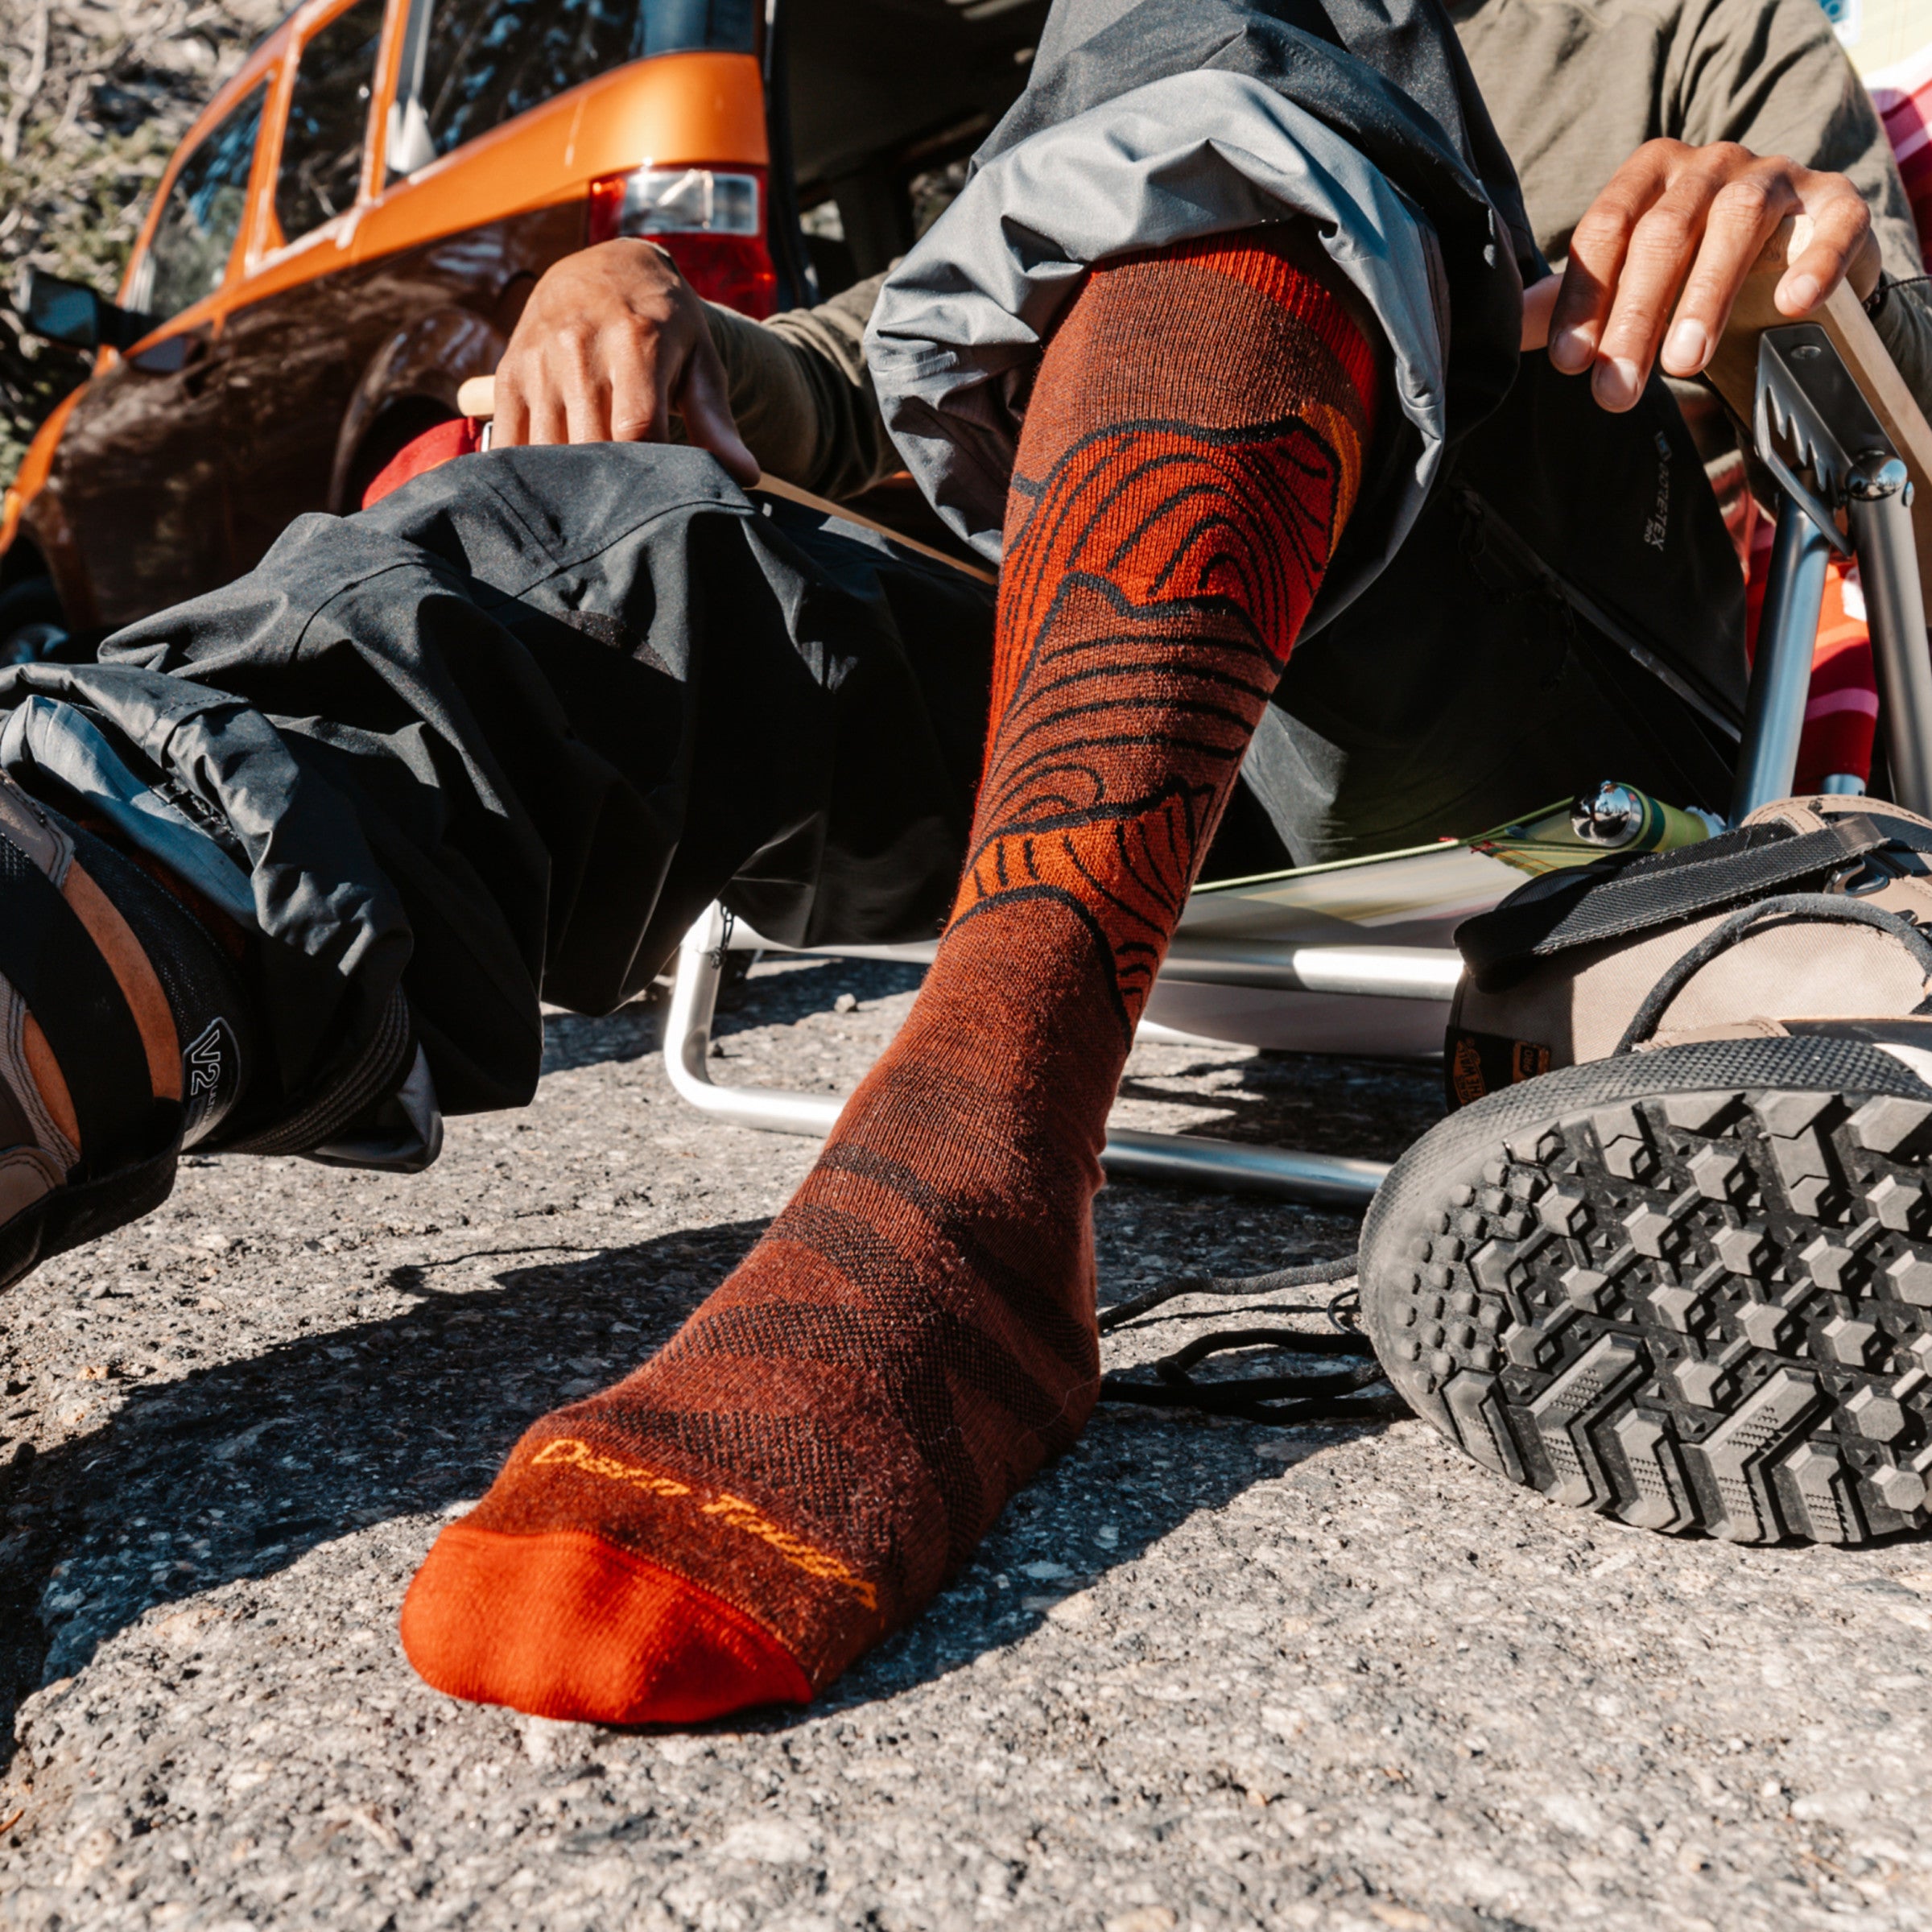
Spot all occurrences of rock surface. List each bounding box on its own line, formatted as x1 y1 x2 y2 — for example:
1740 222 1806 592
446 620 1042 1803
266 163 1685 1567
1 956 1930 1930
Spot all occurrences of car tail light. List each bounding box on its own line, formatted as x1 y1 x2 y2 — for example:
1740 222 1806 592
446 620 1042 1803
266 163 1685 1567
588 165 777 318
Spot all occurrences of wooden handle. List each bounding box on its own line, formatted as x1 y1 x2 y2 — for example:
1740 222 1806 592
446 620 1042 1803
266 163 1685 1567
450 372 993 584
749 474 996 582
1703 221 1932 622
456 374 496 419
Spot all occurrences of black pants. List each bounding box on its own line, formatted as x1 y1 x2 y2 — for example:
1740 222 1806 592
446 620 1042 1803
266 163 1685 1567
0 441 1728 1129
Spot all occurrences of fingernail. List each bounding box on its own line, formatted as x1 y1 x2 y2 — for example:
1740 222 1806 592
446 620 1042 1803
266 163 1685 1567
1549 325 1594 374
1782 273 1821 312
1592 356 1641 410
1663 320 1708 372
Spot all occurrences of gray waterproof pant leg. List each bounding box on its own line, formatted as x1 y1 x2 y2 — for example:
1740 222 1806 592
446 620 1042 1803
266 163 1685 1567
0 445 996 1121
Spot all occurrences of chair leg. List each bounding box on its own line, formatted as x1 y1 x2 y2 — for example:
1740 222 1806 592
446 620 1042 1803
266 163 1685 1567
659 906 1391 1204
1731 492 1831 824
661 903 841 1137
1848 454 1932 818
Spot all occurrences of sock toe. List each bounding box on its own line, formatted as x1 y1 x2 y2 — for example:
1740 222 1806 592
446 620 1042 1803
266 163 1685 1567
401 1522 812 1725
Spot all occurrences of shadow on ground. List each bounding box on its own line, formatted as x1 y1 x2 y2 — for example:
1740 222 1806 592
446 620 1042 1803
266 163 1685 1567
0 1219 1344 1740
712 956 926 1036
536 957 923 1075
539 996 666 1075
1117 1049 1446 1160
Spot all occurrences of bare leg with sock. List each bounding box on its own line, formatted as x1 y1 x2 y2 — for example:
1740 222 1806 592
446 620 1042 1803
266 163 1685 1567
400 227 1385 1724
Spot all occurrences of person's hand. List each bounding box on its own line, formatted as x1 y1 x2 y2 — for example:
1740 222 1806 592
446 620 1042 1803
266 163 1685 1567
489 238 758 482
1533 138 1883 411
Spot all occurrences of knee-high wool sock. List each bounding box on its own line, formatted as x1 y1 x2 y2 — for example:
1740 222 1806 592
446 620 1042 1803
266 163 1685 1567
401 229 1381 1724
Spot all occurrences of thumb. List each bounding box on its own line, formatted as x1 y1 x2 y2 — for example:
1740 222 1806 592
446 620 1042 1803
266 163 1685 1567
677 338 760 486
1521 273 1561 353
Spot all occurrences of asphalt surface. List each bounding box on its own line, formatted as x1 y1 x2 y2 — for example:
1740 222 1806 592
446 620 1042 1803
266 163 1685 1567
3 955 1932 1930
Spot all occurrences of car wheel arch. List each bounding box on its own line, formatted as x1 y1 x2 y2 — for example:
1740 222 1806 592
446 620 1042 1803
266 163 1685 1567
2 488 94 634
0 575 72 666
330 307 507 514
0 533 51 594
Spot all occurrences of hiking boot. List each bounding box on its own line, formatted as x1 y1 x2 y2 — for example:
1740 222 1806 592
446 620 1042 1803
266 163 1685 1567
0 776 252 1292
1360 1030 1932 1544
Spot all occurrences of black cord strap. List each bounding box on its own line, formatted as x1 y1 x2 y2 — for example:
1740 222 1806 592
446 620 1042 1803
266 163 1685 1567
1612 893 1932 1056
1098 1253 1366 1331
1099 1251 1399 1426
1100 1353 1402 1426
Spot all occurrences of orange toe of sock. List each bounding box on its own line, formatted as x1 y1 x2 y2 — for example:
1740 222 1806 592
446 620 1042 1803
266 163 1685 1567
401 1522 812 1725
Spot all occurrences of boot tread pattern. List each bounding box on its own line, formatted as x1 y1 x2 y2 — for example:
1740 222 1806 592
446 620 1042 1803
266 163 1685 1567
1368 1084 1932 1545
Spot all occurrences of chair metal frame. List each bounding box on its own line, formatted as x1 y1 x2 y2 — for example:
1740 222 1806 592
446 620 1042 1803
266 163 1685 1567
1734 323 1932 819
661 903 1452 1205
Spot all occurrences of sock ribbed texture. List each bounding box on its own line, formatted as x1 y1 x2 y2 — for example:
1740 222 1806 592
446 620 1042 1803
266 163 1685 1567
401 229 1381 1724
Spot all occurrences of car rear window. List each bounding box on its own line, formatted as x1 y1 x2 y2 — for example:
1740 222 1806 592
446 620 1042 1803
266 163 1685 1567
277 0 386 244
134 84 267 321
415 0 756 160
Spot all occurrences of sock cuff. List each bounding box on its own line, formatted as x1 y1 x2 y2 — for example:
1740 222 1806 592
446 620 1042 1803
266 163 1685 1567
1093 227 1381 425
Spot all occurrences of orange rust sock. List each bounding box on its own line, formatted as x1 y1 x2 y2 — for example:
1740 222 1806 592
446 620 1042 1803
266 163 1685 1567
401 228 1381 1724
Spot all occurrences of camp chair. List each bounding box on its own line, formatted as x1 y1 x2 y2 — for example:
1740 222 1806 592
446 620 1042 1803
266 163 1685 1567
458 229 1932 1208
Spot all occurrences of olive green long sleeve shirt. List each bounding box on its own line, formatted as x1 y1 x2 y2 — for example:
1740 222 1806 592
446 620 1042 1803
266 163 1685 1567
702 0 1932 499
701 272 897 499
1452 0 1932 396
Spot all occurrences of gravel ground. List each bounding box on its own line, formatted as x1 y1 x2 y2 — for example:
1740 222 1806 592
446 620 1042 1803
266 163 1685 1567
2 955 1932 1931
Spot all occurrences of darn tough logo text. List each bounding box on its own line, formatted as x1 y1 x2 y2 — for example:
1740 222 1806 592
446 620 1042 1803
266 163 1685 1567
531 1436 691 1496
530 1438 878 1608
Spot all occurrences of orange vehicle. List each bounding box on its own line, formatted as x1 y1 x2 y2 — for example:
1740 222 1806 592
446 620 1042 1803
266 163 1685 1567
0 0 1046 661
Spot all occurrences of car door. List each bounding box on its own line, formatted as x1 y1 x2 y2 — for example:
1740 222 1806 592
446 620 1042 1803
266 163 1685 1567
51 82 268 630
221 0 390 571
